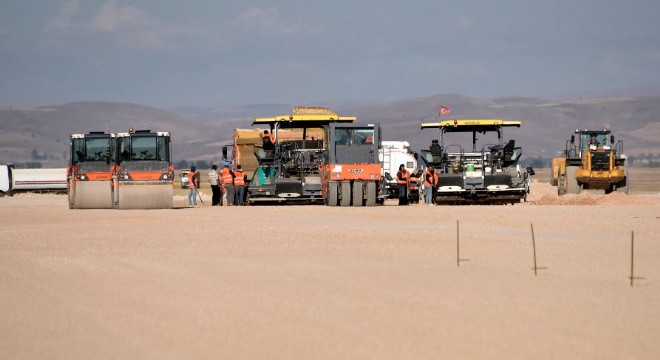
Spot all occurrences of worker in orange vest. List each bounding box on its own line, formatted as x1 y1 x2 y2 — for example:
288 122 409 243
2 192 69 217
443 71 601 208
423 165 439 205
233 164 247 206
220 163 235 206
396 164 410 206
187 165 198 208
263 130 275 147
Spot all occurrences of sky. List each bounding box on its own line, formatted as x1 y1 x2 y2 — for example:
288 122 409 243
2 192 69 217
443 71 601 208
1 0 660 108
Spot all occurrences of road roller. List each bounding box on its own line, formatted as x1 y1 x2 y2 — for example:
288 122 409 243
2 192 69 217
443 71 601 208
114 129 174 209
67 132 116 209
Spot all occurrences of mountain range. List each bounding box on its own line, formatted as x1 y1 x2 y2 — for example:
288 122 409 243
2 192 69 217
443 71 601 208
1 94 659 168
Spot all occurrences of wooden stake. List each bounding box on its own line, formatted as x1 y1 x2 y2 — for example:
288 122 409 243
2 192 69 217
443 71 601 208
455 220 469 267
630 231 634 287
457 220 460 267
531 223 538 276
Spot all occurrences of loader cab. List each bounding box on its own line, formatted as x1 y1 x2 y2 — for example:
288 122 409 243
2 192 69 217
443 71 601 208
569 130 614 159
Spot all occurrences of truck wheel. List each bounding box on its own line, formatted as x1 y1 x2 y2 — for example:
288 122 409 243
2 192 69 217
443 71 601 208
340 181 351 207
366 181 377 206
328 181 339 206
352 181 364 206
566 166 581 194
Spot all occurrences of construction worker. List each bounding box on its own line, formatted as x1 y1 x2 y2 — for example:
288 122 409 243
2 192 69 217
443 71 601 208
396 164 410 206
208 164 220 206
220 163 235 206
187 165 198 208
423 165 439 205
233 165 246 205
262 130 275 150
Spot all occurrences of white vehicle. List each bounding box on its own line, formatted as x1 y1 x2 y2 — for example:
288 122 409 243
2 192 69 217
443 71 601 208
379 141 418 198
1 164 67 195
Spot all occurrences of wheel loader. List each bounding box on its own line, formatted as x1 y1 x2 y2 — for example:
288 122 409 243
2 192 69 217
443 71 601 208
551 129 627 195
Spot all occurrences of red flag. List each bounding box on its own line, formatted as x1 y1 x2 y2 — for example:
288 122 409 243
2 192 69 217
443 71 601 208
438 105 451 117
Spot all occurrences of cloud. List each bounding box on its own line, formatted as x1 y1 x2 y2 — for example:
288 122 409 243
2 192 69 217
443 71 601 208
46 0 81 32
90 0 153 32
42 0 197 51
233 6 296 35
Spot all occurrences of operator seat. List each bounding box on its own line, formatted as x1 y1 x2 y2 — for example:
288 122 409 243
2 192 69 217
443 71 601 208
503 140 515 162
430 140 442 163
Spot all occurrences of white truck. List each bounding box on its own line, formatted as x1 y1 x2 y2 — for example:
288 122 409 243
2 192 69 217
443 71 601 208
379 141 419 199
0 164 68 196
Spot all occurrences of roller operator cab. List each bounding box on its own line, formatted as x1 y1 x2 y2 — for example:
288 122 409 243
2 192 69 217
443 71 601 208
321 123 383 207
420 119 534 205
114 130 174 209
68 132 115 209
552 129 627 195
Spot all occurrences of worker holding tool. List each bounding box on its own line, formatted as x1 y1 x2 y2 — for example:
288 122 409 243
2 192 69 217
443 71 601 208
188 165 198 208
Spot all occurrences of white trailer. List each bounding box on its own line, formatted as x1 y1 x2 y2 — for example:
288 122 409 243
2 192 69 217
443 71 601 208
379 141 418 198
0 165 67 195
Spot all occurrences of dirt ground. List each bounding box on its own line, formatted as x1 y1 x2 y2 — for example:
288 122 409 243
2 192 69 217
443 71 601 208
1 180 660 359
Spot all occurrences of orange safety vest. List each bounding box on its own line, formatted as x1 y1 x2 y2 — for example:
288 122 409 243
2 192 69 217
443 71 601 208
397 169 410 185
188 171 196 189
234 170 245 186
423 169 438 187
220 167 234 185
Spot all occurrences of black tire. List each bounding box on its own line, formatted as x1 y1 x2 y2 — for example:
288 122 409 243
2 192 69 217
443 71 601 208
328 181 339 206
340 181 351 207
557 168 565 196
617 167 628 194
366 181 377 206
352 181 364 207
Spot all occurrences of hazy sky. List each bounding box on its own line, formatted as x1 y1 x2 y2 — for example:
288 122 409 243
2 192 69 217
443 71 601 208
1 0 659 108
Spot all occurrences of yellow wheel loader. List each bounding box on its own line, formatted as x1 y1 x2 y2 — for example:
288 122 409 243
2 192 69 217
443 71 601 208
551 129 627 195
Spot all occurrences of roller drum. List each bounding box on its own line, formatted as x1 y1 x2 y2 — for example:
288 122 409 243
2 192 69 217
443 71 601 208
71 181 114 209
117 183 173 209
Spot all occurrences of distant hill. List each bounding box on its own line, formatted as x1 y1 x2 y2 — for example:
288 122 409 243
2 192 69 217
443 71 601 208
1 95 660 167
345 94 660 159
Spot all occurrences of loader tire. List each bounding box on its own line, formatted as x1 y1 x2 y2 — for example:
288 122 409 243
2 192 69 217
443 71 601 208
617 168 629 195
557 168 565 196
565 166 581 194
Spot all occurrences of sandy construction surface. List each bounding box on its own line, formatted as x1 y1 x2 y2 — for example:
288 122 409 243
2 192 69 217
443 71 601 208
1 181 660 359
